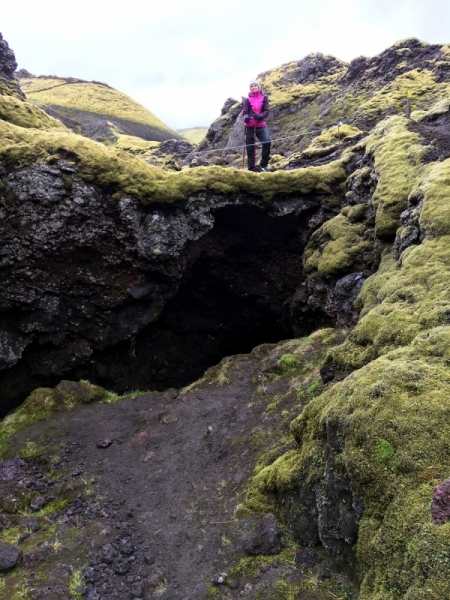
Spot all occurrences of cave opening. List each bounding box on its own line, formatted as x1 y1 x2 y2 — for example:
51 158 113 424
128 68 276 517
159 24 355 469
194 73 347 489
90 203 333 393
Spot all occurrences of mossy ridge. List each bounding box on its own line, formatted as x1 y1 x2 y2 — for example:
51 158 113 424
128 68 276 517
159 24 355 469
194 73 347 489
326 151 450 373
0 119 347 204
112 134 160 156
0 76 23 100
249 124 450 596
21 77 180 140
0 95 67 130
353 68 450 127
251 333 450 598
365 115 427 240
299 114 425 275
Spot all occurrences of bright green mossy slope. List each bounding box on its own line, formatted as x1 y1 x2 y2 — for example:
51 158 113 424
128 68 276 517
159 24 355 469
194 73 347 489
249 109 450 598
0 76 23 100
0 119 347 204
21 76 180 140
0 94 68 131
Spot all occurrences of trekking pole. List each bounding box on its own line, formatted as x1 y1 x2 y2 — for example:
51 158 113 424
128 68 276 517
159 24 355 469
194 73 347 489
242 126 246 169
254 124 257 168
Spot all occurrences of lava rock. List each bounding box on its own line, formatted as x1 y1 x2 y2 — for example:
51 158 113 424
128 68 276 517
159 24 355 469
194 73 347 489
147 565 165 587
100 543 116 563
26 520 40 532
131 580 144 596
28 585 70 599
295 548 319 567
0 543 22 571
82 567 100 583
432 479 450 525
0 456 27 482
96 438 113 449
30 495 47 511
243 513 282 555
113 556 131 575
314 563 331 580
53 380 107 406
119 538 134 555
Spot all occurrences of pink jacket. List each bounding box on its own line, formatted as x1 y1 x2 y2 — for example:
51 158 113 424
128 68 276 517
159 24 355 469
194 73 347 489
243 91 269 128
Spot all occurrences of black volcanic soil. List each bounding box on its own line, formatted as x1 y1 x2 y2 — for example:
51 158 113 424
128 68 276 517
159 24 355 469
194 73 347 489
1 335 357 600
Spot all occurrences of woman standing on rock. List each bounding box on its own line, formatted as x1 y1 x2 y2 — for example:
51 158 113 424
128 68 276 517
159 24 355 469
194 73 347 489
243 79 271 171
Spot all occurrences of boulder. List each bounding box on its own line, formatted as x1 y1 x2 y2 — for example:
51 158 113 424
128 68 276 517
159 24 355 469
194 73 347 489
0 543 22 571
243 513 282 556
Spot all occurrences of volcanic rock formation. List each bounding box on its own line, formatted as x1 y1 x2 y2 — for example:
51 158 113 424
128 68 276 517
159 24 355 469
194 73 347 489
0 32 24 99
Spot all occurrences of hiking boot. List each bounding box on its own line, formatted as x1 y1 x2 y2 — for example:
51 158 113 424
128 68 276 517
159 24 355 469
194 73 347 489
259 165 271 172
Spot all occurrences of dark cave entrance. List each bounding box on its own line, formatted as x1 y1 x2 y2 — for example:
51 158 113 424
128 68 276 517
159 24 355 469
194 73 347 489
89 203 333 393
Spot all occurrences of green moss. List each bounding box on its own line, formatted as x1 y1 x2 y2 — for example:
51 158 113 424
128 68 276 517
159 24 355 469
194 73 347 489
0 76 23 100
33 498 69 517
366 116 427 240
355 68 450 130
278 354 299 373
112 134 159 155
0 381 109 459
373 438 395 463
18 441 47 459
68 569 84 599
0 95 67 130
304 213 371 277
230 546 296 578
311 124 362 147
239 141 450 596
0 119 347 204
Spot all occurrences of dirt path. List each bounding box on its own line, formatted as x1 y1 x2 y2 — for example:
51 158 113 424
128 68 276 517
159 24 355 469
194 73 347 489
4 349 284 599
2 334 358 600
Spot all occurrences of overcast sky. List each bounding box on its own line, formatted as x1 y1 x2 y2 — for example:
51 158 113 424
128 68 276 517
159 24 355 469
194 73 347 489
2 0 450 129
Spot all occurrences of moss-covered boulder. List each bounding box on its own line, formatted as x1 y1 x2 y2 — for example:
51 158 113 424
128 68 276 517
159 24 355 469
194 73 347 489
52 380 108 406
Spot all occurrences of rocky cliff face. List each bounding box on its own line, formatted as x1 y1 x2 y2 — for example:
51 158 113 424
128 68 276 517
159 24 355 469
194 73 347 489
0 155 351 414
0 32 24 99
199 39 450 168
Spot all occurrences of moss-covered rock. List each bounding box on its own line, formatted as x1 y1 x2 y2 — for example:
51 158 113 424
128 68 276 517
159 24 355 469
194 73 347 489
0 119 347 204
0 381 109 459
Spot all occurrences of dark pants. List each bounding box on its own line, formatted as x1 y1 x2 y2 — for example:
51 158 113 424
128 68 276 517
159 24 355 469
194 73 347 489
245 126 271 169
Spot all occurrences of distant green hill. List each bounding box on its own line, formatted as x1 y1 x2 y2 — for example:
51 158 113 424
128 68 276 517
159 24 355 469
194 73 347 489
19 75 181 142
177 127 208 144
